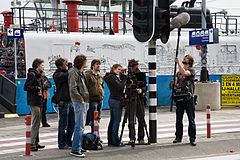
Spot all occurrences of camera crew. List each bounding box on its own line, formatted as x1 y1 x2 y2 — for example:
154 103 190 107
103 64 128 147
127 59 147 145
173 55 196 146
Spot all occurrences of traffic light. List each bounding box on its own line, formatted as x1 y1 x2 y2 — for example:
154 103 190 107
154 0 170 43
132 0 155 42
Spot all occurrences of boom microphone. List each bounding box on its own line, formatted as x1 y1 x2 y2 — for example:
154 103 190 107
170 12 191 29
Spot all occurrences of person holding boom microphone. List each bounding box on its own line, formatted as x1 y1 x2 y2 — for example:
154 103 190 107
173 55 197 146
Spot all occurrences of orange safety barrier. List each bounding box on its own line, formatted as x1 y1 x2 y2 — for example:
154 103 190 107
24 115 32 156
206 104 211 138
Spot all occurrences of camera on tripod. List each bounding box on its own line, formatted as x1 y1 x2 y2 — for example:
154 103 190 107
121 69 146 106
173 86 192 102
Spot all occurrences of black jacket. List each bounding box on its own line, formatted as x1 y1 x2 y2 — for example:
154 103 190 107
103 72 127 100
24 68 43 106
53 63 72 103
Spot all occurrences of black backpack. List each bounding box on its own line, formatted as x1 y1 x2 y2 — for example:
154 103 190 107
82 133 103 150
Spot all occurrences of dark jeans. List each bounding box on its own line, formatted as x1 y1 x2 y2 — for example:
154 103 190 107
175 98 196 142
58 102 75 148
127 97 145 141
108 98 122 146
88 100 103 133
41 99 48 125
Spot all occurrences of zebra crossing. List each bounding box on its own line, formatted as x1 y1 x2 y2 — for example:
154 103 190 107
0 118 240 155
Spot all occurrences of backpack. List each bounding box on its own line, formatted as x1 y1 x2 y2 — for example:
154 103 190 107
82 133 103 150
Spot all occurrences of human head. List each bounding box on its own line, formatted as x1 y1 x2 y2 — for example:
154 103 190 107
91 59 101 71
182 54 194 68
128 59 139 73
55 58 68 70
110 64 122 75
74 54 87 72
32 58 44 73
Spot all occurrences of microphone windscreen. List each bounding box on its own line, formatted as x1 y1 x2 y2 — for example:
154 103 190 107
170 12 191 28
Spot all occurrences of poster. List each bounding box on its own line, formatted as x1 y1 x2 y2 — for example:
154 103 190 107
221 75 240 105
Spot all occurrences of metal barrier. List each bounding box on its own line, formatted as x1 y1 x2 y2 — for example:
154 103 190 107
0 73 17 113
12 7 132 35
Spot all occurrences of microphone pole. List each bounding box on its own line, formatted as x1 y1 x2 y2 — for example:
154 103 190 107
170 28 181 112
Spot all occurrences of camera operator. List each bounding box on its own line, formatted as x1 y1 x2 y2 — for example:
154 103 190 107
173 55 196 146
127 59 147 145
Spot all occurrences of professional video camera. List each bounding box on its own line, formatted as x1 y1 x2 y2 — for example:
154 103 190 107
121 68 146 106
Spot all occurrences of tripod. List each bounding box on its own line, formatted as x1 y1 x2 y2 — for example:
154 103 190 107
119 87 150 148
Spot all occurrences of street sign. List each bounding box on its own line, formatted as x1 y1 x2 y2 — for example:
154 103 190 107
189 28 219 45
7 28 24 38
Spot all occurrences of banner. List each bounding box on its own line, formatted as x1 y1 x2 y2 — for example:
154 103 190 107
221 75 240 105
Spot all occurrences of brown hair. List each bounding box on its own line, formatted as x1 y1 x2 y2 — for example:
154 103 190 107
91 59 101 69
185 54 194 67
110 64 122 72
55 58 65 69
32 58 44 69
73 54 87 70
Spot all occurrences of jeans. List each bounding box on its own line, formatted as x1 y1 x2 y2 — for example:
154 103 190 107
58 102 75 148
89 100 103 133
30 105 42 147
108 99 122 145
175 98 196 142
71 102 89 152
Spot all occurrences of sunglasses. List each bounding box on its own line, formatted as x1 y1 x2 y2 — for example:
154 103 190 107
182 61 188 65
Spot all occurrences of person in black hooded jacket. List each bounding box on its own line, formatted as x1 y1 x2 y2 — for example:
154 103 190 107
103 64 127 147
24 58 45 151
53 58 75 149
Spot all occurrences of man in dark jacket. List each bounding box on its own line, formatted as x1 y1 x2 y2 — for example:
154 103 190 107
85 59 104 134
41 71 52 127
53 58 75 149
24 58 45 151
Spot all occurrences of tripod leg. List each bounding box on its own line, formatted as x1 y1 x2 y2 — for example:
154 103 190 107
119 106 129 142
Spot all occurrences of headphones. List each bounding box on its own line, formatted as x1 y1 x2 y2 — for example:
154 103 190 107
188 59 193 66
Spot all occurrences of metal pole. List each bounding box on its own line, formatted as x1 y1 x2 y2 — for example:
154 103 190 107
13 0 18 79
200 0 209 81
170 28 181 112
148 39 157 143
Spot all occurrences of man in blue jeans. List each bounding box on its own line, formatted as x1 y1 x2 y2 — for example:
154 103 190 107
53 58 75 149
69 54 89 158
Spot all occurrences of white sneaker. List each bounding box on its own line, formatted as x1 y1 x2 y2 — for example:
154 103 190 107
70 152 85 158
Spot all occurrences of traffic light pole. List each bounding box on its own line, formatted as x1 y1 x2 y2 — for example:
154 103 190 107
148 39 157 143
200 0 209 81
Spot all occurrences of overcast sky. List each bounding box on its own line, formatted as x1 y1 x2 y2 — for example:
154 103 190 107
0 0 240 22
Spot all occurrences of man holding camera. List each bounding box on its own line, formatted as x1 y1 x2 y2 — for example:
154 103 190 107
127 59 147 145
173 55 196 146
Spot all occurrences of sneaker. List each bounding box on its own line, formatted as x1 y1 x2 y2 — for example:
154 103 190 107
116 143 125 147
37 144 45 149
173 138 182 143
81 148 89 153
42 123 50 127
190 141 197 146
70 152 85 158
30 146 38 151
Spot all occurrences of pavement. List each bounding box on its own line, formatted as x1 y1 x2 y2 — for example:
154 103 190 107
0 107 240 160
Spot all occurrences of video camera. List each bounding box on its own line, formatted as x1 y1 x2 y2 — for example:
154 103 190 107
120 68 147 107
